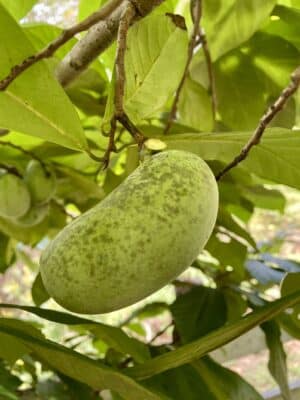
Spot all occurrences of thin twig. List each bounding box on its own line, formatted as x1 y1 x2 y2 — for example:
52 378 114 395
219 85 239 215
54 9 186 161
101 1 146 168
0 140 48 173
0 163 22 177
198 30 217 121
0 0 123 91
216 66 300 181
149 321 174 344
164 1 201 134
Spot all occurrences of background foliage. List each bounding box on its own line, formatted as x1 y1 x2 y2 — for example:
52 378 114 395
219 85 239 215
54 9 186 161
0 0 300 398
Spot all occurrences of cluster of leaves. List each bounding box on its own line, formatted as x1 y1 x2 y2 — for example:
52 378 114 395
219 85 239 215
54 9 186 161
0 0 300 398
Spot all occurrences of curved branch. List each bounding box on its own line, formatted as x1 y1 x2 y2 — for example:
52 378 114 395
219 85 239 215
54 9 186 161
216 66 300 181
0 0 123 91
56 0 165 87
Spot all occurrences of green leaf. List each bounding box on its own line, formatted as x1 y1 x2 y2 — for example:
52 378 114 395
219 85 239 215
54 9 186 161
171 286 227 343
202 0 277 61
241 185 286 212
0 4 88 151
0 318 43 363
0 233 14 273
178 76 213 131
0 319 166 400
146 357 263 399
23 24 77 59
206 235 247 281
128 289 300 379
217 207 257 248
104 14 188 125
261 320 291 400
163 129 300 191
31 273 50 307
79 0 102 21
280 273 300 332
278 0 300 9
0 304 150 363
263 6 300 51
0 0 37 20
0 360 21 399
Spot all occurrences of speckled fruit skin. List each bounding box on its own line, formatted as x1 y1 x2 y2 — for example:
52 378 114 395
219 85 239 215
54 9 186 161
40 151 219 314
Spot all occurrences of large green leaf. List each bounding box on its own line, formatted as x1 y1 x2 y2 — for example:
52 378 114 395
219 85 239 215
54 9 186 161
163 128 300 190
278 0 300 9
79 0 103 20
171 286 227 343
0 5 88 151
202 0 276 61
146 357 263 399
263 6 300 51
0 0 37 20
128 289 300 379
104 14 188 125
125 14 188 122
178 76 213 131
0 304 150 363
261 320 291 400
212 33 299 130
0 319 166 400
0 318 43 363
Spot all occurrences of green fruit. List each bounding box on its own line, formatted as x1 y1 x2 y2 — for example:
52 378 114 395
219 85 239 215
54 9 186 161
40 150 219 314
25 161 56 204
0 174 31 218
13 203 49 227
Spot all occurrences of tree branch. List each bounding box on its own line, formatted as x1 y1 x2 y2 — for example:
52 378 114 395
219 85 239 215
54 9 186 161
197 29 217 121
216 66 300 181
56 0 165 87
101 1 146 168
0 163 21 177
164 0 201 134
0 0 123 91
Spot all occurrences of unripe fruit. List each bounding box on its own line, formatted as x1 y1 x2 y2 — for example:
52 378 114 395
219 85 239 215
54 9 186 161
40 151 218 314
13 203 49 227
24 161 56 205
0 174 31 218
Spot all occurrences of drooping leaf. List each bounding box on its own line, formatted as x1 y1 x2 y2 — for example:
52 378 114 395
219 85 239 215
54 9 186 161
261 320 291 400
0 319 166 400
171 286 227 343
202 0 277 61
178 76 213 131
128 289 300 379
0 318 43 363
0 0 38 20
31 273 50 307
206 235 247 282
0 304 150 363
146 357 263 399
163 128 300 191
104 14 188 126
241 185 286 212
263 5 300 50
0 4 88 151
280 273 300 332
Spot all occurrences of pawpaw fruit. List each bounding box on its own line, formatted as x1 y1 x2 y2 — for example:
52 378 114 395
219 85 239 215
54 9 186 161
40 150 218 314
0 173 31 218
13 203 49 227
24 161 56 204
